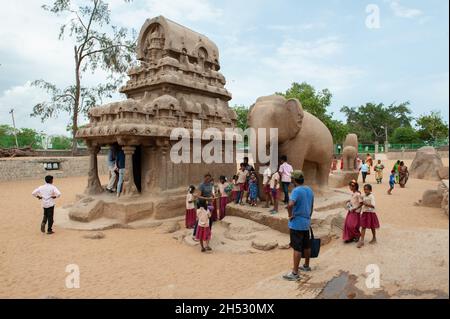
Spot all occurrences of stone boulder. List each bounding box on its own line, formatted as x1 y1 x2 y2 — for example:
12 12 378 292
417 180 449 215
157 220 181 234
438 167 449 180
440 180 448 216
83 232 105 239
419 190 443 208
251 240 278 251
410 147 444 181
328 171 359 189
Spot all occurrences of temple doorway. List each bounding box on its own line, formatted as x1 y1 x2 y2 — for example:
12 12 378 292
132 145 142 193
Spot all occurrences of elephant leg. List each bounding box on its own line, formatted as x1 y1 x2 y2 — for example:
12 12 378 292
317 163 330 189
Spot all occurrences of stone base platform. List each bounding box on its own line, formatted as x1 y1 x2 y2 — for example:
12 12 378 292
226 189 349 245
55 188 186 230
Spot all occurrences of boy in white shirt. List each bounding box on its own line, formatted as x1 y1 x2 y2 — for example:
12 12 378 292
32 175 61 234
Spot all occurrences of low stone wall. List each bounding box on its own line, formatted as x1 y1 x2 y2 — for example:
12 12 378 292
0 156 108 182
386 150 449 160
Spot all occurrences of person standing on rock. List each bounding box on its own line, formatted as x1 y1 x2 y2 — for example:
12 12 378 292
193 173 215 238
279 155 293 205
283 170 314 281
262 162 272 208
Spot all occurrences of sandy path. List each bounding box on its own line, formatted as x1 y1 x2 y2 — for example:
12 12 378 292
0 158 448 298
0 176 290 298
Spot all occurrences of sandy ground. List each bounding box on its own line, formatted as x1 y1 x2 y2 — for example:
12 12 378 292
0 159 448 298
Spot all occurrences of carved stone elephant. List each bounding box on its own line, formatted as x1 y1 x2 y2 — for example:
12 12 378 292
342 133 358 171
247 95 333 189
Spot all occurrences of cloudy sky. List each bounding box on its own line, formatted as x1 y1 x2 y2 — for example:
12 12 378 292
0 0 448 136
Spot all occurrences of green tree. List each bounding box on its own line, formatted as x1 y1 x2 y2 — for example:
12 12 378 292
340 102 413 143
233 105 250 131
0 125 43 149
31 0 136 154
277 82 348 143
0 125 15 148
416 111 449 143
51 135 72 149
391 127 420 144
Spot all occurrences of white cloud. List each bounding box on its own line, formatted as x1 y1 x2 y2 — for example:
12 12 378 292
260 37 363 93
267 23 327 32
113 0 222 29
387 1 423 18
0 81 71 136
277 36 343 59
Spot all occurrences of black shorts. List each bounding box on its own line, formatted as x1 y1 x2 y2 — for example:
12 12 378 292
289 229 311 252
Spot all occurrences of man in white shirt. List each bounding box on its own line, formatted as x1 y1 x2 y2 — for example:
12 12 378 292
279 155 293 204
32 175 61 234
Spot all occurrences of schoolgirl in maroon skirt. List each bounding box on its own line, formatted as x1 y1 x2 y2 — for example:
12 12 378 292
196 201 212 252
185 185 196 228
357 184 380 248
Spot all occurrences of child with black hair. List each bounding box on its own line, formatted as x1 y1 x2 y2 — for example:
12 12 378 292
357 184 380 248
236 163 248 205
185 185 196 228
32 175 61 234
248 172 258 206
218 176 230 220
388 170 395 195
196 201 212 252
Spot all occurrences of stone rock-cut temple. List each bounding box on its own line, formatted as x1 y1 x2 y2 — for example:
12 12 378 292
69 16 238 224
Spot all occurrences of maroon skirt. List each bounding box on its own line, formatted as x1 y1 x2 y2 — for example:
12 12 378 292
360 212 380 229
211 199 218 221
342 210 361 241
230 190 238 203
219 197 227 220
196 226 211 241
185 208 196 228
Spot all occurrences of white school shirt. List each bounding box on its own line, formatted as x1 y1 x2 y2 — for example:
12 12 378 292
269 172 280 189
32 183 61 208
362 193 376 212
263 167 272 184
186 193 195 210
279 162 293 183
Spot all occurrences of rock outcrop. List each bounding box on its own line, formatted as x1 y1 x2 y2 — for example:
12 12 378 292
417 180 449 217
410 147 444 181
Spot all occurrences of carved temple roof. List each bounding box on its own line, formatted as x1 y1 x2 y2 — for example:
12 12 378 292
137 16 220 68
76 16 237 142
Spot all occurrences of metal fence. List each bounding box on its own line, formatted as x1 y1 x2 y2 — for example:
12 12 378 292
334 139 448 154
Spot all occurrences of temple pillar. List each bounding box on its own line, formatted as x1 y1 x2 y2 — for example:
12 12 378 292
86 142 103 195
122 145 138 196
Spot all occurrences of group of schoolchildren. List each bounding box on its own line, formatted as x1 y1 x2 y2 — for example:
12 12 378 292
185 156 296 252
343 180 380 249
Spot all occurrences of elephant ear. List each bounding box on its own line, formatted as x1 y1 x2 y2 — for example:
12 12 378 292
247 103 255 123
285 98 304 135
